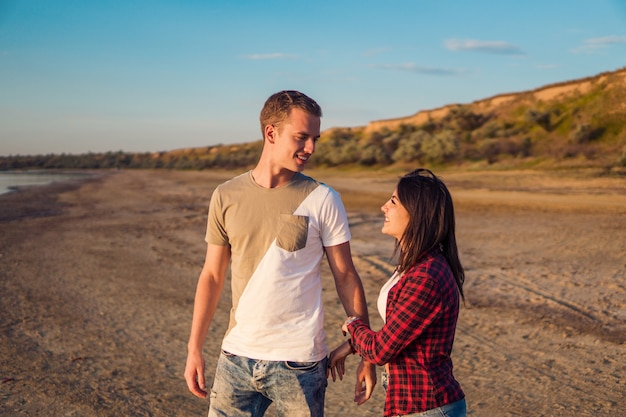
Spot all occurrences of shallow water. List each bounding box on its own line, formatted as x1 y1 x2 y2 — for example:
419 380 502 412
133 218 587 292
0 171 88 195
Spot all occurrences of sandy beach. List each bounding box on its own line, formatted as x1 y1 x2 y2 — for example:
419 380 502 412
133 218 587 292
1 168 624 417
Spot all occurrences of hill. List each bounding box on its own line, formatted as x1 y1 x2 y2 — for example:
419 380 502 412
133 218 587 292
317 66 626 170
2 67 626 171
364 67 626 133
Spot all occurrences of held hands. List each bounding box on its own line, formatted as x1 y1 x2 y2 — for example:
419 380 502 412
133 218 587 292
342 315 376 405
329 315 362 382
329 315 376 405
327 343 376 405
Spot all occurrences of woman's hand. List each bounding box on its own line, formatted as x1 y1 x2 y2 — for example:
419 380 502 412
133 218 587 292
342 315 362 335
327 340 353 382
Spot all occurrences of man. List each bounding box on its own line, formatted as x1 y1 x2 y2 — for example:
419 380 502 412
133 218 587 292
184 90 375 416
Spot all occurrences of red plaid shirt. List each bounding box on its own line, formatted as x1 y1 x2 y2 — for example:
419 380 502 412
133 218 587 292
348 249 464 416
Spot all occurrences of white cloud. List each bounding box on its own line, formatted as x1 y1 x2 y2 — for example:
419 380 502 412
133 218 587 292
571 35 626 53
587 35 626 45
363 47 390 57
371 63 464 76
445 39 524 55
240 53 299 60
536 64 558 70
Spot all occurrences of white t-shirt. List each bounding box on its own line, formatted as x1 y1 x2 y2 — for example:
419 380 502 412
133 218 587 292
206 171 351 362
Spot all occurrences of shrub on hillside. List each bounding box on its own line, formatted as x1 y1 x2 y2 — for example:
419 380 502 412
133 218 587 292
444 106 489 131
526 109 551 131
571 124 604 143
421 130 459 163
392 130 430 163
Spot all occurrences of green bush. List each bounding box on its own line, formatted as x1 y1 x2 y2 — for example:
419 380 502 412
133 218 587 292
526 109 551 130
421 130 459 163
392 130 430 163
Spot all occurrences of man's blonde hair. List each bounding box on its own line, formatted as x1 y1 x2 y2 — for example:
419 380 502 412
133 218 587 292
259 90 322 137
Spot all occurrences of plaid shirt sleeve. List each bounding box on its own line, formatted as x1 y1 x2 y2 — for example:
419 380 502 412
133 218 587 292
348 254 447 365
347 250 464 415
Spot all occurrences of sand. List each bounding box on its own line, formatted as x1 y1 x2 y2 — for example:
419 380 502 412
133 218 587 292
1 168 624 417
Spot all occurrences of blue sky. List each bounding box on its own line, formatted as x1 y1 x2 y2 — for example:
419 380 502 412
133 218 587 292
1 0 625 156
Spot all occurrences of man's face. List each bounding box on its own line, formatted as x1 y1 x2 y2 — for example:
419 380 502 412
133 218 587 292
267 108 321 173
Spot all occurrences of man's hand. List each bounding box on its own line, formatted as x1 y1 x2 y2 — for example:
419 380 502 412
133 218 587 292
327 340 353 382
354 359 376 405
184 350 208 398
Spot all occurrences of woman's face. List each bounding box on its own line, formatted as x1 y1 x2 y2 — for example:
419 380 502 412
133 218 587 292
381 188 411 242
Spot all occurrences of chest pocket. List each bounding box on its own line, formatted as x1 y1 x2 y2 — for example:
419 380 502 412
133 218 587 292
277 214 309 252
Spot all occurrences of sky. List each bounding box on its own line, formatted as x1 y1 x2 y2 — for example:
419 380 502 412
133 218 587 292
1 0 625 156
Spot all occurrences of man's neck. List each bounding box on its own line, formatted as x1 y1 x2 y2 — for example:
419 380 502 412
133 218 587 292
251 165 298 189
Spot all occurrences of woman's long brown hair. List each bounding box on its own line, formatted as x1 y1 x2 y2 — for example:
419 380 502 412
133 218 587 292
393 168 465 300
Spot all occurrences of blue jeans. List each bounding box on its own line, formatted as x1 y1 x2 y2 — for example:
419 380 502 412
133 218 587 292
208 350 328 417
397 399 466 417
382 371 466 417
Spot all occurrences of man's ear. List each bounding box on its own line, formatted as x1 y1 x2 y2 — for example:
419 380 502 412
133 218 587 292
264 124 276 144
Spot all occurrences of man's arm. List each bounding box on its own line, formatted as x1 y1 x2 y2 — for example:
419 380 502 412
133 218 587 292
184 243 231 398
325 242 376 405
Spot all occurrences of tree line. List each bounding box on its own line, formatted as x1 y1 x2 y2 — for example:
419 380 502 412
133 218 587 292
2 79 626 171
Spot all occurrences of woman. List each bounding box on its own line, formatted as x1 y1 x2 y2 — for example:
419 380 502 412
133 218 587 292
329 168 466 417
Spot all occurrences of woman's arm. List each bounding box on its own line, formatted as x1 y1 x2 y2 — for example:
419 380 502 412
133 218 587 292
347 260 447 365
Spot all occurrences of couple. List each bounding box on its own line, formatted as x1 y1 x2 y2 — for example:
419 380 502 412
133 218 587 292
184 90 466 417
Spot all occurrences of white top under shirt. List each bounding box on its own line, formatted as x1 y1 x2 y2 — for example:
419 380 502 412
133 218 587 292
377 270 402 322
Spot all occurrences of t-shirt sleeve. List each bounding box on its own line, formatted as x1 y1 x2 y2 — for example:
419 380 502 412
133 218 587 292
205 186 230 246
320 187 351 247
